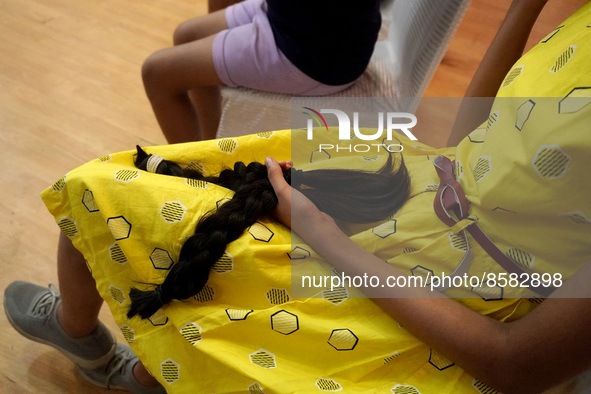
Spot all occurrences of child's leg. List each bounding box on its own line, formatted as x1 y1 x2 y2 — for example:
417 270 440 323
56 232 160 387
143 10 228 143
173 9 228 46
143 35 223 143
56 232 103 337
175 13 228 140
5 232 162 389
188 84 222 141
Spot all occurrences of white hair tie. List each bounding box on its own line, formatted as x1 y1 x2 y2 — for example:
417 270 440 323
147 155 165 173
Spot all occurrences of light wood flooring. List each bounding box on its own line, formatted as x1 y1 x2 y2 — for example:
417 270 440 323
0 0 586 392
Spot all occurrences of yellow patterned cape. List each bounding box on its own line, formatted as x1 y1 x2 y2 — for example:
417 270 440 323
41 4 591 393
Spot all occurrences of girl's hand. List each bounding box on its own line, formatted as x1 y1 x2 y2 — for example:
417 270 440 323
265 157 294 227
265 157 331 234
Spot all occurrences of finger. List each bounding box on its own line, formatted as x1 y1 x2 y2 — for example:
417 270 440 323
276 160 293 170
279 160 293 170
265 157 288 189
265 157 293 227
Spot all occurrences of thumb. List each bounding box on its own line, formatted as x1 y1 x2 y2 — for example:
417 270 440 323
265 157 292 227
265 157 288 190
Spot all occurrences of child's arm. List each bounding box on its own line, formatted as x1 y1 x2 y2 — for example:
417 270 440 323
295 210 591 393
266 157 591 393
447 0 549 146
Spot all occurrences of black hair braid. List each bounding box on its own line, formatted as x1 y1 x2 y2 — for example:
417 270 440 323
134 145 260 191
128 152 279 319
127 147 410 319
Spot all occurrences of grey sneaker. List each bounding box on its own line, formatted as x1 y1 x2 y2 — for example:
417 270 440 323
4 281 116 370
78 343 167 393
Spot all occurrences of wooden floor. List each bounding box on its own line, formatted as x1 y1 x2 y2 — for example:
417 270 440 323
0 0 585 392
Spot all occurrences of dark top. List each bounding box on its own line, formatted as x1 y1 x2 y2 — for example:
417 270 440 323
266 0 381 86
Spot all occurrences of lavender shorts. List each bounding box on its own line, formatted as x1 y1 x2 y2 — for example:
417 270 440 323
212 0 353 96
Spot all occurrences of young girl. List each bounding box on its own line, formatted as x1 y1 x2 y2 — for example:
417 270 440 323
142 0 381 143
5 0 591 392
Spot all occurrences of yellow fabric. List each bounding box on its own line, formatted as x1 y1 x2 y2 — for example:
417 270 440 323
41 4 591 393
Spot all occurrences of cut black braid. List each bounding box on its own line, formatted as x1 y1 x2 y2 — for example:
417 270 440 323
127 146 410 319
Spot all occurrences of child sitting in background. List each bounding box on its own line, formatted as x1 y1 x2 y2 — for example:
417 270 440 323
142 0 381 142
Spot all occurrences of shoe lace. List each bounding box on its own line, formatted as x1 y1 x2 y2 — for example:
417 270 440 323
31 284 60 319
104 348 136 389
